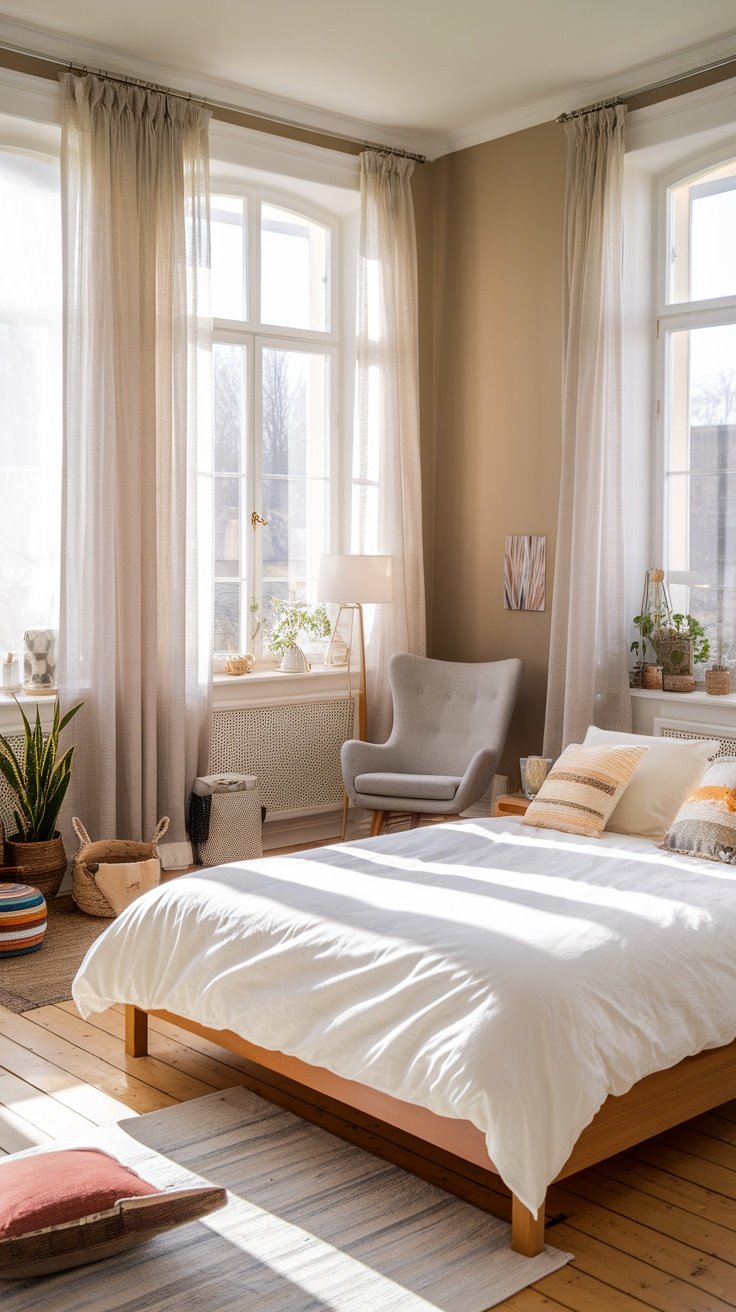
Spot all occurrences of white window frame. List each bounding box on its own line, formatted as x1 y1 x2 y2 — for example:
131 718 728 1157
211 183 346 662
653 140 736 626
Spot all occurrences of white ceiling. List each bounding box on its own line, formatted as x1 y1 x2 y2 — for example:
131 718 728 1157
1 2 735 156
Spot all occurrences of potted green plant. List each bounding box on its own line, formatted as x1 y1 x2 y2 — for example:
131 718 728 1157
654 613 709 689
0 697 83 899
267 598 331 672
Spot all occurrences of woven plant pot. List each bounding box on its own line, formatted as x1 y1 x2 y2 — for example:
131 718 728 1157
71 817 168 918
3 833 66 901
278 644 310 673
705 668 731 695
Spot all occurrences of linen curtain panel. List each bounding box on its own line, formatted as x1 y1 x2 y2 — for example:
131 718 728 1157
59 72 213 843
543 105 631 759
354 151 426 742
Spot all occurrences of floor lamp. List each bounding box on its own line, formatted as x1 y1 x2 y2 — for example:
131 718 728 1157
317 554 393 836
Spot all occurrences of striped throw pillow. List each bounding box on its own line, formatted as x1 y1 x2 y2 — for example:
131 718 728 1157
522 743 647 838
661 757 736 863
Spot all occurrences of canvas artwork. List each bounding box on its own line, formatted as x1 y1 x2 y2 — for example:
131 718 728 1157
504 535 546 611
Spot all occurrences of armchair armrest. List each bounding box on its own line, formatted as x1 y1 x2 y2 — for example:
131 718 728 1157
341 738 403 802
452 748 499 815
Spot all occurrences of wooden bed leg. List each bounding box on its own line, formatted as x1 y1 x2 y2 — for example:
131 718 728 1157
125 1005 148 1057
511 1194 546 1256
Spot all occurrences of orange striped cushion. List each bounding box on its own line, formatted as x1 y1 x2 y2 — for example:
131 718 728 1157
522 744 647 838
661 758 736 862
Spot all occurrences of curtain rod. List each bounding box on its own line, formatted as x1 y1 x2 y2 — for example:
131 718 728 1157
556 50 736 123
0 38 427 163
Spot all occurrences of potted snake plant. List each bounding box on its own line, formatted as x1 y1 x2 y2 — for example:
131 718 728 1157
0 697 82 899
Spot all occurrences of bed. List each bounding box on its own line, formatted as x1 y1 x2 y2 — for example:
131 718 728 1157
72 816 736 1257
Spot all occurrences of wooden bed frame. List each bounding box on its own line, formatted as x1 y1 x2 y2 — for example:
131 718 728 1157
124 1003 736 1258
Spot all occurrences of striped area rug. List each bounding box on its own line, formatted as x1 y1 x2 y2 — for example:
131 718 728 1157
2 1086 570 1311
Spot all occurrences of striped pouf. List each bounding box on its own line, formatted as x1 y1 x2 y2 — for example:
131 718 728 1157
0 883 48 958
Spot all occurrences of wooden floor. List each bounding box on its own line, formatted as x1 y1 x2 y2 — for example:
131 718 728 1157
1 999 735 1309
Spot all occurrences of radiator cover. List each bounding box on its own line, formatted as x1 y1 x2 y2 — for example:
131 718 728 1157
210 698 355 816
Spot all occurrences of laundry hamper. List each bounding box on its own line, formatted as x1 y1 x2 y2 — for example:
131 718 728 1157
71 817 169 918
189 774 263 866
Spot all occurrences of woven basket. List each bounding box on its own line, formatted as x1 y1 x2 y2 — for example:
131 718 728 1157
1 831 67 900
71 816 169 918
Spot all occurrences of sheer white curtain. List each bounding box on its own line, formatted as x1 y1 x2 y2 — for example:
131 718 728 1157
59 73 213 842
353 151 426 742
543 105 631 758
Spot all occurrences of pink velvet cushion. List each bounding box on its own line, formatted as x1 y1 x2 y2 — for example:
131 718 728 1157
0 1149 159 1238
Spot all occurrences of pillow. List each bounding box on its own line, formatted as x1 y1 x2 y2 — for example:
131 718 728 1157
92 858 161 915
583 726 720 841
661 757 736 863
0 1147 226 1280
522 743 646 838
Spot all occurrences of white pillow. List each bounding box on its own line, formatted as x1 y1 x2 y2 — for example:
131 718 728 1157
582 726 719 841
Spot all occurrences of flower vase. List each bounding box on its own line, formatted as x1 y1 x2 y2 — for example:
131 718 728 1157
279 644 310 673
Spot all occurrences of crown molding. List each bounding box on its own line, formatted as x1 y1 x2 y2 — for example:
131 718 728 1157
0 13 734 163
0 13 436 159
432 30 736 157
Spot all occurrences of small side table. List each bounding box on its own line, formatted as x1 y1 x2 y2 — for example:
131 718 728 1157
494 793 530 818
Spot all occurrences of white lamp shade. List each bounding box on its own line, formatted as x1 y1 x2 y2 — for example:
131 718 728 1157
317 554 393 604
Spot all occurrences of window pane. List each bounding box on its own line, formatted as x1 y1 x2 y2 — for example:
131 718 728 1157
213 342 245 473
262 349 329 477
261 477 329 600
0 153 62 658
214 476 241 579
669 161 736 303
261 202 328 331
212 195 246 320
665 323 736 662
214 581 241 653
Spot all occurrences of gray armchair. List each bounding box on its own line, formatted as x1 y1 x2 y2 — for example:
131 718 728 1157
341 653 523 836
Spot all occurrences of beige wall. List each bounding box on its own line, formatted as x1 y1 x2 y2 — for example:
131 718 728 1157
429 122 567 779
411 164 437 639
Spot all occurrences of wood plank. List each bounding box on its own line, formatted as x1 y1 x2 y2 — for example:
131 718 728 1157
0 1008 176 1115
492 1287 572 1310
0 1033 140 1126
595 1154 736 1231
654 1125 736 1173
64 1003 247 1089
0 1100 53 1154
548 1222 736 1312
26 1006 219 1102
626 1139 736 1201
547 1177 736 1301
0 1068 96 1138
685 1111 736 1148
525 1265 654 1311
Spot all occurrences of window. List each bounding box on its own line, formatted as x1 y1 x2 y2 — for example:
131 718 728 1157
658 152 736 665
209 191 339 656
0 150 62 659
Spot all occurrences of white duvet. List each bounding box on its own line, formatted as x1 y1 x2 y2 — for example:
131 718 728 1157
73 818 736 1214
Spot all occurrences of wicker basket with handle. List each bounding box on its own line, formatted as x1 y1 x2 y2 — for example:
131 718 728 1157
71 816 169 918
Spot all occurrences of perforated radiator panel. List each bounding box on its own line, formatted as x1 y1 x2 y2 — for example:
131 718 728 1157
0 734 23 840
656 722 736 757
211 698 355 815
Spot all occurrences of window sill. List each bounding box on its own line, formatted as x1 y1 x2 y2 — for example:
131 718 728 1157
213 664 353 709
630 686 736 709
0 691 57 735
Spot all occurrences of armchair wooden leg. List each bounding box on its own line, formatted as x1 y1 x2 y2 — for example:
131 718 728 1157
370 810 387 837
340 791 350 840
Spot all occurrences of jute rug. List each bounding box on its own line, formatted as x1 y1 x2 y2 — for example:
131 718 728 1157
2 1086 570 1311
0 895 109 1013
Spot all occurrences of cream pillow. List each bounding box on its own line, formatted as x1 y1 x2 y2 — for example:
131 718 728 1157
522 743 646 839
583 726 719 841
